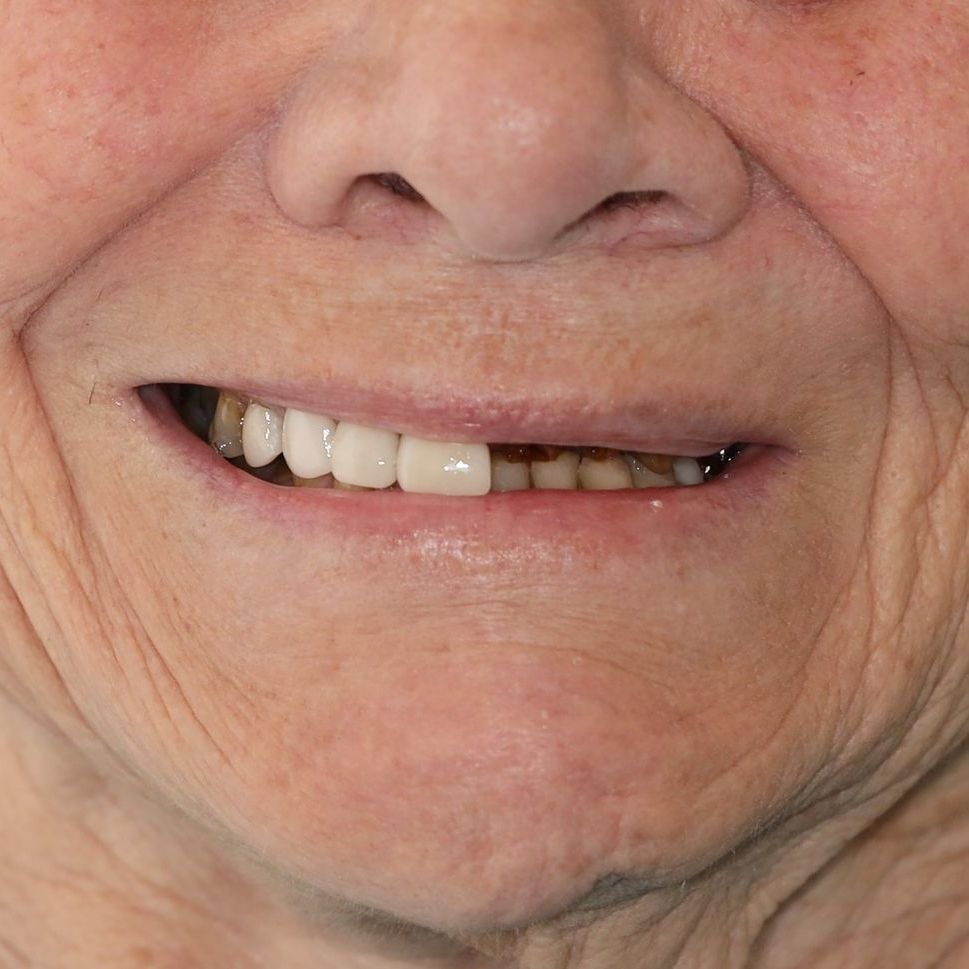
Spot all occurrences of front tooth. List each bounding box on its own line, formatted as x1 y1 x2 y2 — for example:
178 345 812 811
530 450 580 489
627 454 675 489
283 408 336 479
242 402 284 468
577 452 633 490
331 422 399 489
672 457 704 486
397 437 491 496
490 453 530 492
209 391 246 459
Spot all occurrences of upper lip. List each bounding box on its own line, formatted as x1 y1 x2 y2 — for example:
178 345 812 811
151 374 784 457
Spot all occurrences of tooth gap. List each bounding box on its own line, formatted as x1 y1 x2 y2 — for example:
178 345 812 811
159 383 747 494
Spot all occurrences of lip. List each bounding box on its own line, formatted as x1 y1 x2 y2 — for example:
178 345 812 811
135 371 790 459
137 382 794 545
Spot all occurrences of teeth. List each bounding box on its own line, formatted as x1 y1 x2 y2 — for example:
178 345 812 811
206 389 729 494
529 450 580 490
293 473 334 489
283 408 336 479
397 436 491 496
672 457 704 487
209 391 247 459
490 453 531 492
577 450 633 490
331 422 399 489
242 402 284 468
627 454 675 489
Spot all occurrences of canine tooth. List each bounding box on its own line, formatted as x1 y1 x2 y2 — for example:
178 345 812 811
643 453 674 475
530 450 580 489
672 456 704 486
331 422 399 489
490 453 530 492
209 391 246 458
577 452 633 490
627 454 675 488
397 437 491 496
242 402 284 468
283 408 336 479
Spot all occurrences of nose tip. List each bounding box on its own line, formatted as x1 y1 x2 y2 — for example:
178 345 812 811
267 3 750 261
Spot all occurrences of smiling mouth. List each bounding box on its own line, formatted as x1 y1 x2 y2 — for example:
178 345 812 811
158 383 746 494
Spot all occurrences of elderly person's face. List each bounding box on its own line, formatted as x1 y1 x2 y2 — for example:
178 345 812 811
3 0 969 965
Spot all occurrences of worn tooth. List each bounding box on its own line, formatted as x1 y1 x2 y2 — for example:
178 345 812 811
294 473 334 489
672 456 704 486
331 422 399 489
577 451 634 490
397 436 491 496
333 479 374 491
242 402 284 468
643 453 674 476
209 391 247 459
490 453 530 492
530 450 580 489
283 408 336 479
627 454 675 489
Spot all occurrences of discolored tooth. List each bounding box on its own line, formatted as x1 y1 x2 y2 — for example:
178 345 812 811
643 453 674 475
672 456 704 486
294 473 334 489
627 454 675 489
577 452 634 490
333 479 373 491
331 422 399 489
397 437 491 496
530 450 580 490
209 391 247 459
490 453 530 492
283 408 336 479
242 402 284 468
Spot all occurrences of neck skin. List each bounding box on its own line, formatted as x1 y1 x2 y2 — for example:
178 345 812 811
2 693 968 969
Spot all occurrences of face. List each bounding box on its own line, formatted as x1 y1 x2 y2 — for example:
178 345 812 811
3 0 969 950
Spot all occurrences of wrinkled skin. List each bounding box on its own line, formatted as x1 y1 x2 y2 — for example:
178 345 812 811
2 1 969 966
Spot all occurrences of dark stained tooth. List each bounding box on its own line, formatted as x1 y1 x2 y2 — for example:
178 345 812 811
641 453 674 475
578 446 622 462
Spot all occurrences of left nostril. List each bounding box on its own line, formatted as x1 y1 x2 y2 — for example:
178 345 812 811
371 171 426 203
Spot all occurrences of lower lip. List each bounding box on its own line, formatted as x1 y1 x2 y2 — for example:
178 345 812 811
137 384 793 547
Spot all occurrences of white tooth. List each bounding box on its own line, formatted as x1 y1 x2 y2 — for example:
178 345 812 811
577 453 634 490
490 454 530 492
283 408 336 479
242 402 284 468
397 437 491 496
209 391 247 459
672 457 704 486
626 454 675 489
331 422 399 489
530 451 580 490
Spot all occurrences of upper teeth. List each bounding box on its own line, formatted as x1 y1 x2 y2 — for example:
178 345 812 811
207 390 710 495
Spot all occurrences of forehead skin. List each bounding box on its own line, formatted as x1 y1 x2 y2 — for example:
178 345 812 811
2 0 969 956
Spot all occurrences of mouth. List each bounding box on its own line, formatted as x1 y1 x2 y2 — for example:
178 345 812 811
153 383 748 494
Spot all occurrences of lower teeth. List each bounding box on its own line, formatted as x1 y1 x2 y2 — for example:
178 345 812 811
160 384 745 494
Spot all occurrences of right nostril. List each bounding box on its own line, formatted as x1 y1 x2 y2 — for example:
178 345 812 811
598 189 666 213
371 171 426 203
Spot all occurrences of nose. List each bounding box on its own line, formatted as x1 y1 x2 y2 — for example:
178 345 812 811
266 2 750 262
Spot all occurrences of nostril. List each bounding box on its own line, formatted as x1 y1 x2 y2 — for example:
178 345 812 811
598 189 666 213
371 171 426 203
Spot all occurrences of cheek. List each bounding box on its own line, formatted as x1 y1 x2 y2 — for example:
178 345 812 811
687 2 969 341
0 0 302 301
